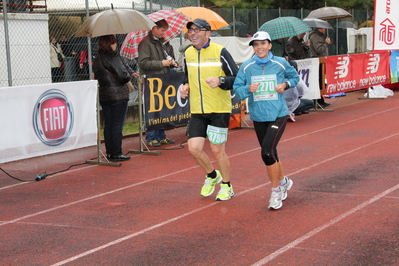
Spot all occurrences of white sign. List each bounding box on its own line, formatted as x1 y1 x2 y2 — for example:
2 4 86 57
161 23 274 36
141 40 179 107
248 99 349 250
373 0 399 50
295 58 321 100
0 80 98 163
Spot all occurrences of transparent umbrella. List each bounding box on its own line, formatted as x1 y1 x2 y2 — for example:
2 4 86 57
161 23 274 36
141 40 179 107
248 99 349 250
303 18 332 29
338 21 357 29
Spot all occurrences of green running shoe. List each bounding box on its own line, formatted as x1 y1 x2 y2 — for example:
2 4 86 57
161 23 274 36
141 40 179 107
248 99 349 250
200 170 222 197
216 183 234 201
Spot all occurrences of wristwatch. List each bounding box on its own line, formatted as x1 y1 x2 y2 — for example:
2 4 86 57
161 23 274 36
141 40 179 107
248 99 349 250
219 77 226 85
285 81 290 89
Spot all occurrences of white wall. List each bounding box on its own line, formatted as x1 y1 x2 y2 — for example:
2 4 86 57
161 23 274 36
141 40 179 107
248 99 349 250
347 27 373 53
47 0 169 11
0 13 50 87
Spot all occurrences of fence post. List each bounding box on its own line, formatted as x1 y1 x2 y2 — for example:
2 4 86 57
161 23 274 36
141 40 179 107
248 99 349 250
2 2 12 86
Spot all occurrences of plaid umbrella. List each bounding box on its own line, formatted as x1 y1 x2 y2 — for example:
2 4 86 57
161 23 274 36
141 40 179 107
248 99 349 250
259 17 312 40
120 10 190 60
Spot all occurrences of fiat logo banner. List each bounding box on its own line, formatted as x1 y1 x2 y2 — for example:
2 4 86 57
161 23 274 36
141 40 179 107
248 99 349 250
33 89 74 146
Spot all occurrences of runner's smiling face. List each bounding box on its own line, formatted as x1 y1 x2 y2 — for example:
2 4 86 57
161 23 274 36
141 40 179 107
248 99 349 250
252 40 272 59
188 26 210 49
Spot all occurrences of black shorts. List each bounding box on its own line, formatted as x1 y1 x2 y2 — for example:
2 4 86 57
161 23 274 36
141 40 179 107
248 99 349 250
188 113 230 139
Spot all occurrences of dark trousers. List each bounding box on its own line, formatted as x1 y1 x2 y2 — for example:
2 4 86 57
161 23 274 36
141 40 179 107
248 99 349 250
294 99 314 114
253 117 287 165
63 57 79 82
51 67 63 82
100 99 128 156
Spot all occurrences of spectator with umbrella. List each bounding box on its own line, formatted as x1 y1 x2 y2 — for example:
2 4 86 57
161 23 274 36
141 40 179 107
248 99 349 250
308 27 332 108
285 32 309 60
93 35 132 161
74 6 155 163
138 19 176 147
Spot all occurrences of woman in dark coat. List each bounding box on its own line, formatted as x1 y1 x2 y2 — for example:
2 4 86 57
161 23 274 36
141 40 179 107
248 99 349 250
93 35 131 162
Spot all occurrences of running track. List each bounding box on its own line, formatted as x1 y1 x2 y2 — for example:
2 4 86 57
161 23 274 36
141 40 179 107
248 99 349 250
1 90 398 265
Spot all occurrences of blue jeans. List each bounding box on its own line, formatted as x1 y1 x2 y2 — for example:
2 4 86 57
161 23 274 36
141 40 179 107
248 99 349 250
294 99 314 114
100 99 128 156
146 129 166 143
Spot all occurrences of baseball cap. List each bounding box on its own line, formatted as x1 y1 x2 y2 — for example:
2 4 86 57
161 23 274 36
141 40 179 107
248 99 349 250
186 18 211 31
249 31 272 46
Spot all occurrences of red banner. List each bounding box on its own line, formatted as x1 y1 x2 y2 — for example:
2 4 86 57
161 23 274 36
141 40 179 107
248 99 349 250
325 51 390 95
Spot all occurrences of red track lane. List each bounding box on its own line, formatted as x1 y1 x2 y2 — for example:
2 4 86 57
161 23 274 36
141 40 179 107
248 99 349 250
1 90 398 265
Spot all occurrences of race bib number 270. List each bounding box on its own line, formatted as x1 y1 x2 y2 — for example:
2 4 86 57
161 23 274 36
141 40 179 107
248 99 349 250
252 74 278 101
207 125 228 145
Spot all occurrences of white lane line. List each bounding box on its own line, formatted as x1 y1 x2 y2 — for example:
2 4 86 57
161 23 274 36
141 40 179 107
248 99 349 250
50 200 222 266
0 165 200 227
50 132 399 265
251 183 399 266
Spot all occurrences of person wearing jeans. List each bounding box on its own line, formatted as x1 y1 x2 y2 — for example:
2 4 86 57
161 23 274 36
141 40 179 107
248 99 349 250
138 19 175 147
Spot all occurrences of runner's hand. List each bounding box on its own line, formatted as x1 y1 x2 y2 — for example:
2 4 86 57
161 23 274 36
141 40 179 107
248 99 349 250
249 83 260 93
205 77 220 88
180 83 190 99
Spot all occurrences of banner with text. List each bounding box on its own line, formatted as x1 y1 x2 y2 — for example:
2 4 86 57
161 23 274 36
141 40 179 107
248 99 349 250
373 0 399 50
144 72 190 131
325 51 390 94
295 58 321 99
0 80 98 163
143 72 241 131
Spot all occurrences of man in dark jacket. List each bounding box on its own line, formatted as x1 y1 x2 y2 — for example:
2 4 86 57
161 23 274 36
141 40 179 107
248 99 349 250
138 19 176 147
309 28 332 108
286 32 309 60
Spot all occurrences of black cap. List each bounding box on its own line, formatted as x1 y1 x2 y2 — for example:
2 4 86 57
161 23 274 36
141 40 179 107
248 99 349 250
186 18 211 31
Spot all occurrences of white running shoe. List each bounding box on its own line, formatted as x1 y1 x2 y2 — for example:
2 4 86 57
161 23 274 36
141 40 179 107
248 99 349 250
280 176 293 201
288 112 296 122
268 189 283 210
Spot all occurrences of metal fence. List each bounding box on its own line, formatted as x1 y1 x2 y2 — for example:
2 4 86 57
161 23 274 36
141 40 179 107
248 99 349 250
1 0 372 87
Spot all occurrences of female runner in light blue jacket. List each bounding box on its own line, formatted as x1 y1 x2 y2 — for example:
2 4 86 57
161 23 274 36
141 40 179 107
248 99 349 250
233 31 299 210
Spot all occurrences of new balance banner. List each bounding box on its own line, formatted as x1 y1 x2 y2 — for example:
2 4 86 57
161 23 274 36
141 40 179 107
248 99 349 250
325 51 390 94
373 0 399 50
143 73 241 131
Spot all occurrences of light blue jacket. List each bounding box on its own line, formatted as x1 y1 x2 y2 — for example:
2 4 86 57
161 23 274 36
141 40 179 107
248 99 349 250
233 54 299 122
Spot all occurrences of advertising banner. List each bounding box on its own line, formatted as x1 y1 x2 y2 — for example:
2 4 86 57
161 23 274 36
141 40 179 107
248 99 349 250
325 51 390 94
390 50 399 83
373 0 399 50
143 72 241 131
295 58 321 99
143 72 190 132
0 80 98 163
